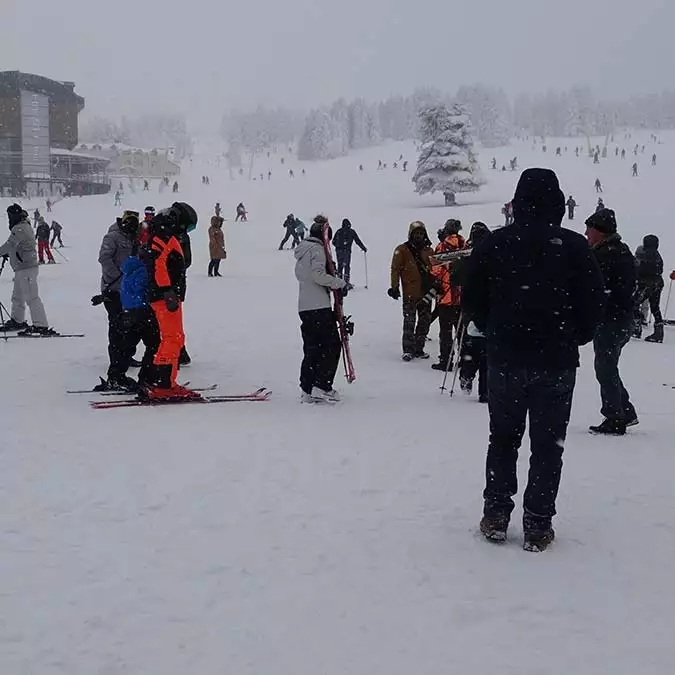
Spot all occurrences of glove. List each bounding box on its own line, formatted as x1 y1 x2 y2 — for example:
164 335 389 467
90 294 105 307
387 287 400 300
419 288 438 306
164 291 179 312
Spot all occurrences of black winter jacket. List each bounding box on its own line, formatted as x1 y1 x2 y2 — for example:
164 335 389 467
592 234 636 323
463 222 604 369
332 225 366 252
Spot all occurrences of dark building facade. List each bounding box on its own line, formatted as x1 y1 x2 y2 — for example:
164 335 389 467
0 71 109 196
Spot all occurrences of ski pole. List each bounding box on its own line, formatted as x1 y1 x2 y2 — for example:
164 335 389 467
449 322 466 397
364 251 369 289
53 247 69 263
665 274 674 318
440 311 463 393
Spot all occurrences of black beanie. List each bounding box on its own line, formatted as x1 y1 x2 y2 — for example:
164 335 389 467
512 168 565 226
585 208 617 235
7 203 24 226
643 234 659 250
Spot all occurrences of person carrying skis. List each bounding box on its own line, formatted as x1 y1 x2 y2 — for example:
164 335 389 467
388 221 435 361
566 195 577 220
95 210 142 391
138 202 199 400
50 220 64 247
332 218 367 290
235 202 247 222
294 214 346 403
634 235 664 343
0 204 54 335
585 208 638 435
430 219 465 371
279 214 300 250
208 215 226 277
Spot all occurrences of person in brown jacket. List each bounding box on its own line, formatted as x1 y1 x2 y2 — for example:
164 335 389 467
388 221 435 361
208 216 227 277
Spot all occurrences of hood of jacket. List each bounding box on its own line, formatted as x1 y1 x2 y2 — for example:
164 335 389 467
294 237 322 262
512 168 565 226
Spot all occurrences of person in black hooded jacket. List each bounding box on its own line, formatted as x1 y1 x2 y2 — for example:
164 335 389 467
634 234 664 343
585 209 638 435
463 168 604 551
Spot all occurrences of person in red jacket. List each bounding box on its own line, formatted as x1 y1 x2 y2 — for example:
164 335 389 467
139 202 199 400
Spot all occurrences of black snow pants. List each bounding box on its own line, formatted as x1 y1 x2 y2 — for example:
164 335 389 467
336 248 352 284
483 364 576 522
402 299 432 356
299 308 342 394
104 292 140 380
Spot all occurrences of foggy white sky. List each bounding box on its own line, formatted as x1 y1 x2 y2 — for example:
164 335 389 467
2 0 673 130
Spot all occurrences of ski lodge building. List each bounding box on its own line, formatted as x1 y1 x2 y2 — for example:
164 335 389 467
0 71 110 197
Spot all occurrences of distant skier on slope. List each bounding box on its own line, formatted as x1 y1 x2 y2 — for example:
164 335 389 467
595 178 603 193
235 202 247 222
279 214 301 250
332 218 367 290
566 196 577 220
294 215 346 403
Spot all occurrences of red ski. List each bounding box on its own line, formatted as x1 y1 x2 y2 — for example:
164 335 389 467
90 388 271 409
322 223 356 383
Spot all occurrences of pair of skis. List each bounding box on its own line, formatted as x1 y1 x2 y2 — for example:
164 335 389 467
89 387 271 409
322 224 356 383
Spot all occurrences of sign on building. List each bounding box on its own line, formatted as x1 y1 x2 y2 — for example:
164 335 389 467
20 90 51 178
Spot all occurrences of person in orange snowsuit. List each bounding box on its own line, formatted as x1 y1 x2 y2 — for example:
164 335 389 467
430 219 466 370
139 201 198 399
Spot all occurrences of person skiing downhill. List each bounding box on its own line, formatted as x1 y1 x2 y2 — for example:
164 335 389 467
388 221 435 361
279 214 300 250
0 204 54 335
50 220 64 247
138 202 199 400
332 218 367 289
294 215 347 403
594 178 603 193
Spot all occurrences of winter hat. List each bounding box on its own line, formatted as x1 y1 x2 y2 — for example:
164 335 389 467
585 208 617 235
469 221 490 247
643 234 659 250
144 206 155 218
512 168 565 226
6 203 24 226
408 220 426 237
310 214 330 240
443 219 462 235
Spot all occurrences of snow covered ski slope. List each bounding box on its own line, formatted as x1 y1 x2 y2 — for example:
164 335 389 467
1 132 674 674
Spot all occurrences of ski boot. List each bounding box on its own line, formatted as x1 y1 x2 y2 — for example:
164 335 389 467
18 326 58 336
644 323 664 343
138 383 202 402
1 318 28 331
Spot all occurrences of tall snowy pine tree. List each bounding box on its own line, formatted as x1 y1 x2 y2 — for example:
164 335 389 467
413 104 485 206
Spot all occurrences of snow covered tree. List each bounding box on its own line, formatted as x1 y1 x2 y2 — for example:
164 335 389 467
456 84 512 147
413 104 485 206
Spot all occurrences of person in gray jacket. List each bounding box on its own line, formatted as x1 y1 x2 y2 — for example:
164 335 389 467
294 215 346 403
0 204 52 334
96 210 140 390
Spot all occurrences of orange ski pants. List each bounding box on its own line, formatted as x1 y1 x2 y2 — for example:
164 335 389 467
150 300 185 387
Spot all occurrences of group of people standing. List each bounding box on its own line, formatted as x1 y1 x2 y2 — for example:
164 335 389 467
386 167 666 552
95 202 197 400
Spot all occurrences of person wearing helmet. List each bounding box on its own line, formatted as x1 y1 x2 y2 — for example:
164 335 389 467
139 201 199 400
0 204 53 334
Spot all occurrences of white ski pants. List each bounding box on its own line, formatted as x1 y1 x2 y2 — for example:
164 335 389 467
11 267 48 327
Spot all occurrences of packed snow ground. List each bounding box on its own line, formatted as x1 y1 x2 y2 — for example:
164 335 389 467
1 133 674 674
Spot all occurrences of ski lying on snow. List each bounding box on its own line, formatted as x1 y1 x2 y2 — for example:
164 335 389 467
67 383 217 395
90 387 271 409
3 333 84 339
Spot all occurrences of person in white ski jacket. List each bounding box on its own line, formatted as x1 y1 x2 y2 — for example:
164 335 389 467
294 215 346 403
0 204 51 333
